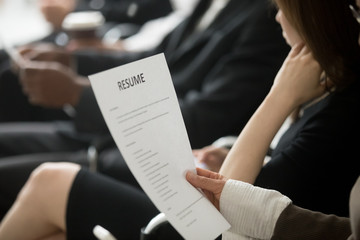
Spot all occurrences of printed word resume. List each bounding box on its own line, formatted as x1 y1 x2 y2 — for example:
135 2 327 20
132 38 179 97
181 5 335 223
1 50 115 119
89 53 230 240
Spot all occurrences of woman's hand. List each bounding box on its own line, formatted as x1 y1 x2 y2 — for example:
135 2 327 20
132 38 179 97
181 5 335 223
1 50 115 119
186 168 227 210
193 146 230 172
270 44 326 108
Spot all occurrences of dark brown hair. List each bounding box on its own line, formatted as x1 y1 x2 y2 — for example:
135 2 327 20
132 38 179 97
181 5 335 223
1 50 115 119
273 0 360 90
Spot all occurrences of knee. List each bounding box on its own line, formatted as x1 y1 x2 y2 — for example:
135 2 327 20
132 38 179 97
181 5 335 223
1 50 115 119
18 162 81 202
30 162 80 186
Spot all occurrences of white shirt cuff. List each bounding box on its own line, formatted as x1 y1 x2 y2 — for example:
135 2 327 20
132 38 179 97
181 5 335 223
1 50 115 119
220 179 291 239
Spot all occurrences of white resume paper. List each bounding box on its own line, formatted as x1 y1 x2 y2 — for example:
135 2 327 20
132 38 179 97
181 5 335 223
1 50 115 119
89 53 230 239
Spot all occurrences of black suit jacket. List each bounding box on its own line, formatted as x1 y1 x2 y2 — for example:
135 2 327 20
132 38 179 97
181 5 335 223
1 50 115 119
74 0 290 148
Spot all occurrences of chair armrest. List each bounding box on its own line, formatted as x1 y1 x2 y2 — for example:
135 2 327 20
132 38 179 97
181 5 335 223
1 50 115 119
140 213 168 240
211 136 237 149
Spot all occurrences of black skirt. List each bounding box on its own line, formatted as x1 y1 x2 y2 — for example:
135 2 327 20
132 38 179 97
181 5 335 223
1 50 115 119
66 168 159 240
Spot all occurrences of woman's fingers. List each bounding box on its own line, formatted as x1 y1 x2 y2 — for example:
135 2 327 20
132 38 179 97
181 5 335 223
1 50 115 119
186 170 226 210
186 168 226 192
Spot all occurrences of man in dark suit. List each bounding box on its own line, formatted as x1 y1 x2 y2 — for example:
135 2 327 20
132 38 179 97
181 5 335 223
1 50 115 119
0 0 288 219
